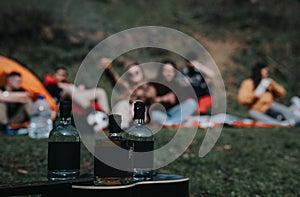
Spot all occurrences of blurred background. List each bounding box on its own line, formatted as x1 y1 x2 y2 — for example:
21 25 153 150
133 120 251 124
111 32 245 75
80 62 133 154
0 0 299 114
1 1 300 196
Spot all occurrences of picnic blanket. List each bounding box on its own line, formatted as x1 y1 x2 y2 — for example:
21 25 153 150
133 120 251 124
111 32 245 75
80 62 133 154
162 113 293 128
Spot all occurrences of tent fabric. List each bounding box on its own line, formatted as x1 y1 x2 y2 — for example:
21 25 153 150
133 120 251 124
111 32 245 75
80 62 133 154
0 55 58 112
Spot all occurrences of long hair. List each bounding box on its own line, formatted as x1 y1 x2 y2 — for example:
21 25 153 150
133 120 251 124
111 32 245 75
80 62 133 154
125 62 145 86
158 60 178 83
251 62 268 88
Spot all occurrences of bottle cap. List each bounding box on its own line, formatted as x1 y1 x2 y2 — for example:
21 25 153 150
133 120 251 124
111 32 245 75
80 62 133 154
59 100 72 118
108 114 122 133
38 94 45 99
133 101 145 119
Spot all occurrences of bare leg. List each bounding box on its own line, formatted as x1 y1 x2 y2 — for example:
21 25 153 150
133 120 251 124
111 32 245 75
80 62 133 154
0 103 8 124
94 88 110 113
63 85 90 109
64 85 110 113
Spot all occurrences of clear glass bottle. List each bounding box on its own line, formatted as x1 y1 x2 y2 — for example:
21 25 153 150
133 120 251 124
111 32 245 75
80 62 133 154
47 100 80 181
125 101 154 181
94 114 133 185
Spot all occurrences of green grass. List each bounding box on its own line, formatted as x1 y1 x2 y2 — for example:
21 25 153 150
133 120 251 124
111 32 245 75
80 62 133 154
1 127 299 196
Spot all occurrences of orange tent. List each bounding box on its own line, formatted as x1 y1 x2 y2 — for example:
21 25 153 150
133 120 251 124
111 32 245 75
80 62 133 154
0 55 58 112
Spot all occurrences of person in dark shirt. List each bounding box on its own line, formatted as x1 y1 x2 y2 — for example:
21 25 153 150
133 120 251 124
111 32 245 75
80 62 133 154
181 53 214 114
150 60 197 126
0 72 32 134
44 67 68 103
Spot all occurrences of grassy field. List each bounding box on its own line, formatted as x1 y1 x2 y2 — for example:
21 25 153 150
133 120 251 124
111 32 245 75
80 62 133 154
0 127 299 196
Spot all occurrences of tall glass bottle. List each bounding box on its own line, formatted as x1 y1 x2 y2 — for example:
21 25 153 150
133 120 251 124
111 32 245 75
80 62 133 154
125 101 154 181
47 100 80 181
94 114 133 185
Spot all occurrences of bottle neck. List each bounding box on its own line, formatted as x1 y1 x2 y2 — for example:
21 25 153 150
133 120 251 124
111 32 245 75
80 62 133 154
60 116 72 125
134 118 144 126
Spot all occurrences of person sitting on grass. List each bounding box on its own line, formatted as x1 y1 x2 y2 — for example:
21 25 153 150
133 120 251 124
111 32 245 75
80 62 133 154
101 58 156 128
150 60 197 126
181 52 215 115
238 62 300 127
0 72 32 135
44 67 110 114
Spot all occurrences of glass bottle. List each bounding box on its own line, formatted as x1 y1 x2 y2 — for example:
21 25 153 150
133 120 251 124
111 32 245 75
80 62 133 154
125 101 154 181
94 114 133 185
47 100 80 181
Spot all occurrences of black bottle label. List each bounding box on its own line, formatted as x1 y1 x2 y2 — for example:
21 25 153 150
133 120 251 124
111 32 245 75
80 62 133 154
132 140 154 170
94 139 132 177
48 141 80 171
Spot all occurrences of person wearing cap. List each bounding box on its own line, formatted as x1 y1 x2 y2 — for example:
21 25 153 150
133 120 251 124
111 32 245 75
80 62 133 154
0 71 32 134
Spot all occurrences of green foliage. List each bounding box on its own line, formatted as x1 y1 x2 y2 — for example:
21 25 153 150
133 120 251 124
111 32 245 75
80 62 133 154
0 0 299 112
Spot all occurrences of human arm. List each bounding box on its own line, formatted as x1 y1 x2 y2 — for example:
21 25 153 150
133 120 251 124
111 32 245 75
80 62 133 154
155 92 177 105
129 84 157 105
0 90 31 103
237 79 257 106
100 57 133 93
267 78 286 98
100 58 123 86
191 60 215 78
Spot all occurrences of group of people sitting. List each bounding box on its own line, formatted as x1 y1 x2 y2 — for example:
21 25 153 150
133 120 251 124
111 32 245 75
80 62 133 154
0 57 299 135
100 57 214 129
0 55 214 133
